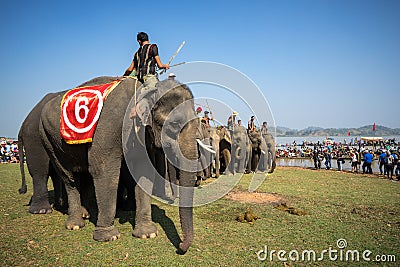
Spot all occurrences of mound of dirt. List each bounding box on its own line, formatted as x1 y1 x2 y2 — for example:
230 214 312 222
225 191 286 205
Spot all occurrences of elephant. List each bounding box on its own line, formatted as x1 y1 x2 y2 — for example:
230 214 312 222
214 126 231 175
217 125 248 175
226 126 249 174
38 76 197 253
208 127 221 177
247 130 276 173
247 131 264 172
18 91 68 214
262 132 276 173
195 120 213 184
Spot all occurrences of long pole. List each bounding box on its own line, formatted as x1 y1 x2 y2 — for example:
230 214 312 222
160 41 185 75
205 99 215 127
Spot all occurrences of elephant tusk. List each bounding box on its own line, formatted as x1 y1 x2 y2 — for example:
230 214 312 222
196 139 216 154
261 150 266 155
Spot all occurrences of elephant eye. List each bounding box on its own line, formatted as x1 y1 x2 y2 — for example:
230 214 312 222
168 120 180 128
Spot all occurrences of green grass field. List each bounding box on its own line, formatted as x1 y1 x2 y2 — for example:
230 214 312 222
0 164 399 266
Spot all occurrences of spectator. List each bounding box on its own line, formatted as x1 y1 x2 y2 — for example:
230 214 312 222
378 150 387 175
395 156 400 179
385 151 395 180
312 150 321 169
336 151 344 171
351 151 358 173
324 150 332 170
363 150 373 174
355 149 362 173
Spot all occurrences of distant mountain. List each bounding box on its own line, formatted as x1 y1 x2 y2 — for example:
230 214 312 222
271 125 400 137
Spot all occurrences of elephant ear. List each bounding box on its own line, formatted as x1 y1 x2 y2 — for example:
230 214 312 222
223 134 232 144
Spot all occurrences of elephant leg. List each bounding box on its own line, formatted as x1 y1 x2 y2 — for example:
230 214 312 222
64 182 85 230
222 149 232 175
50 170 68 213
29 173 52 214
118 159 135 211
215 154 221 178
152 149 167 198
27 157 52 214
91 167 120 242
237 158 246 173
199 153 209 179
252 153 259 172
214 148 220 177
133 177 158 239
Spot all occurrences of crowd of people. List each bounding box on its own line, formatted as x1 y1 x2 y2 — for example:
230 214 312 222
276 138 400 180
0 139 20 163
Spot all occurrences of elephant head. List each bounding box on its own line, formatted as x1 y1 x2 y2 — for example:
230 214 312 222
231 126 248 161
144 80 198 253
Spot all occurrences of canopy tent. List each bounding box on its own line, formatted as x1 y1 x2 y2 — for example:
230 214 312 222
360 137 383 142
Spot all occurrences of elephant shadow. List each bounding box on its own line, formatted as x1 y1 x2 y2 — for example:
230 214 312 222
116 204 182 250
45 180 182 251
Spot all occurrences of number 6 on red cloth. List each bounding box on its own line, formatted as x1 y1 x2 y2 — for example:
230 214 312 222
60 80 121 144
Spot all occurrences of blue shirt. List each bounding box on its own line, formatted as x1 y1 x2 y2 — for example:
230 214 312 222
364 153 373 163
379 153 387 162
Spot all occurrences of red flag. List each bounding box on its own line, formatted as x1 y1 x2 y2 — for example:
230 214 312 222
372 122 376 131
347 131 351 136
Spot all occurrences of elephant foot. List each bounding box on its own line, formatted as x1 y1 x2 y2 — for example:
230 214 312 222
82 206 90 219
65 216 85 230
93 226 121 242
29 204 52 214
133 222 158 239
194 178 201 187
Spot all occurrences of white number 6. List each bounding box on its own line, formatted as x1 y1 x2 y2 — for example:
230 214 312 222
75 97 89 123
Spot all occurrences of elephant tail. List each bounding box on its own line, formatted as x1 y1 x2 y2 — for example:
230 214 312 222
18 132 27 194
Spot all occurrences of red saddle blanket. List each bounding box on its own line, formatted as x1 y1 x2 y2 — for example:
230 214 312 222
60 80 121 144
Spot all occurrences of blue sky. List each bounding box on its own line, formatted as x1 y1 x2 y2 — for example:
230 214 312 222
1 0 399 137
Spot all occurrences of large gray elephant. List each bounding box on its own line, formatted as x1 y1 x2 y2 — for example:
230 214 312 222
196 120 213 182
262 132 276 173
247 130 276 173
38 77 197 253
208 127 221 177
18 91 67 214
214 126 231 175
224 126 249 175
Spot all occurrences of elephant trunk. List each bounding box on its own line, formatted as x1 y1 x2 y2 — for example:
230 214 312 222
235 145 246 160
176 119 197 254
178 179 194 253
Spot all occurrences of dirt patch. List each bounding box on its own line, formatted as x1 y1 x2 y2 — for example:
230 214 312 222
225 191 286 205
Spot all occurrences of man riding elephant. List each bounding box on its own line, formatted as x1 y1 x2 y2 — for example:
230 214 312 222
38 77 198 253
123 32 169 83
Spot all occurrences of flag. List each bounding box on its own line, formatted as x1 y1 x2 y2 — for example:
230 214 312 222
347 131 351 136
372 122 376 131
